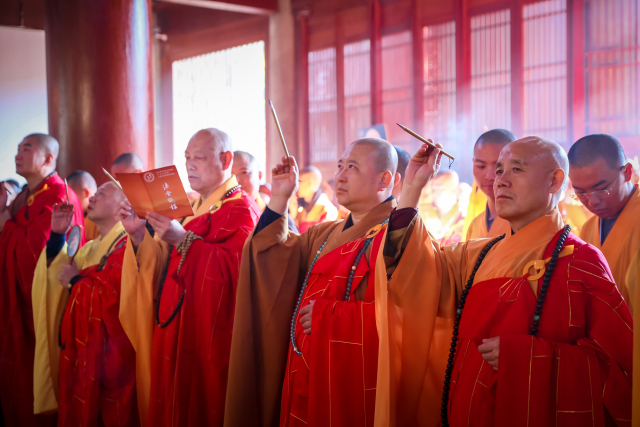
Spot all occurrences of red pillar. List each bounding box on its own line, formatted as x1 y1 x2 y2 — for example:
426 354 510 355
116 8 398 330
44 0 154 181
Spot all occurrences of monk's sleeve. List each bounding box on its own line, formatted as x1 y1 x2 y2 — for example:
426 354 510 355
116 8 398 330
119 228 165 427
496 244 633 426
225 210 314 427
626 248 640 426
375 209 465 427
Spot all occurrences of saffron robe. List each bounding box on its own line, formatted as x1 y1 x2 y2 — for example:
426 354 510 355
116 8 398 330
461 181 487 239
0 173 84 426
374 208 632 426
32 221 129 414
464 206 511 241
120 176 260 426
580 191 640 306
296 190 339 233
225 199 395 427
626 248 640 427
84 216 100 241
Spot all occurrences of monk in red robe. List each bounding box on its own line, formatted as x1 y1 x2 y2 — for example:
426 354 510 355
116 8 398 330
225 137 398 427
0 133 84 427
465 129 515 240
119 128 261 426
374 136 632 426
32 182 136 426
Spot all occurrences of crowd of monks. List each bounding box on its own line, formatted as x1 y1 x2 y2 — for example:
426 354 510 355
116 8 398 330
0 125 638 427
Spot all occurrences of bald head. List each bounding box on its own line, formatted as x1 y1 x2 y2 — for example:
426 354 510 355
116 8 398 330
393 145 411 181
16 133 59 184
568 134 627 170
185 128 233 197
111 152 144 175
87 182 126 228
190 128 232 153
351 138 398 176
67 170 97 213
495 136 569 231
232 150 261 199
474 128 517 149
25 133 59 160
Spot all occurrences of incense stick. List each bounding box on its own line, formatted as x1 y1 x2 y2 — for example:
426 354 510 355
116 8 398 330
64 178 70 203
396 123 455 161
269 100 292 167
102 168 124 192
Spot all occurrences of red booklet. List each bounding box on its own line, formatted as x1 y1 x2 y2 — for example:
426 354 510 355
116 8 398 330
116 166 194 220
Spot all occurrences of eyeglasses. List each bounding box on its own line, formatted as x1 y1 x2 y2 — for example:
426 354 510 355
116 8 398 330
571 167 624 202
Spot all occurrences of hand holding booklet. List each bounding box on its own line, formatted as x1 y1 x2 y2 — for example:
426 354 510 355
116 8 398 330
115 166 194 220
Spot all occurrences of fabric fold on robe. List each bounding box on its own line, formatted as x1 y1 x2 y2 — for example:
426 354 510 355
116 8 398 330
374 208 633 426
626 247 640 427
0 173 84 427
580 191 640 306
120 175 260 427
32 221 127 414
225 199 395 427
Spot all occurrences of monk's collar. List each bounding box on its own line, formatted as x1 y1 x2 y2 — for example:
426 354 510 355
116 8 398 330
344 195 395 230
506 206 564 238
195 175 239 215
27 171 57 194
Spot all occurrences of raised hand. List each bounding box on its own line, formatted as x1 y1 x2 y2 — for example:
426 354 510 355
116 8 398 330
145 211 186 247
268 156 299 215
119 199 147 247
397 141 444 210
51 202 75 234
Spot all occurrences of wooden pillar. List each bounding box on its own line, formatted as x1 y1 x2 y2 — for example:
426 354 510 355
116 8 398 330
510 0 524 137
44 0 154 180
411 0 424 150
370 0 383 125
456 0 472 181
336 14 346 150
295 10 310 167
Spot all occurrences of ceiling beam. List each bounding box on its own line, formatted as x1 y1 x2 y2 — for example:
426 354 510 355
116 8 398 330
154 0 277 15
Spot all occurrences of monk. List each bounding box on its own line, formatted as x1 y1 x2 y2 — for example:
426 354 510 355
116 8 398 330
374 136 632 426
67 170 99 240
32 182 137 426
233 150 298 232
392 145 410 201
0 133 84 426
421 170 466 245
119 128 261 426
465 129 515 240
568 134 639 305
111 152 144 175
294 166 339 232
225 137 397 427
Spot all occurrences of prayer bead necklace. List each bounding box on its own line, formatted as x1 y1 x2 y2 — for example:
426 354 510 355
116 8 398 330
440 224 571 427
289 218 389 356
154 185 240 329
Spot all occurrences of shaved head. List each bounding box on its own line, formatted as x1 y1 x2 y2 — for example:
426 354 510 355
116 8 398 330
352 137 398 176
190 128 232 153
111 152 144 175
568 134 627 170
393 145 411 181
232 150 261 199
67 170 97 193
16 133 59 184
24 133 59 162
185 128 233 197
474 129 517 149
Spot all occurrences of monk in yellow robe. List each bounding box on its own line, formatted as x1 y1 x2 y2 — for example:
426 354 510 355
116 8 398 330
568 134 639 305
465 129 515 240
374 136 632 426
33 182 137 426
225 138 398 427
67 170 99 241
294 166 339 233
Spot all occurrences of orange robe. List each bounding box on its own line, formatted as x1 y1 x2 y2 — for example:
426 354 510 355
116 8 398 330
464 206 511 240
462 181 487 239
83 216 100 241
120 176 260 426
225 199 395 427
374 208 632 426
296 191 339 233
58 234 138 427
580 191 640 306
626 248 640 427
0 173 84 426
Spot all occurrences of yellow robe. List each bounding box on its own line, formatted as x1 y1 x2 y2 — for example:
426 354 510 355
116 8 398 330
465 206 512 241
84 216 100 241
580 191 640 305
119 175 239 426
32 222 126 414
461 181 487 239
374 209 568 426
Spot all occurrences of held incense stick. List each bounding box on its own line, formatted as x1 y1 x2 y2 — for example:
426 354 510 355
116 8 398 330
396 123 455 162
102 168 124 192
269 100 292 167
64 178 70 203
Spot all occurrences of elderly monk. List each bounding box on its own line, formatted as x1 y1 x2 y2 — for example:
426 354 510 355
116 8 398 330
466 129 515 240
67 170 99 241
119 128 260 427
295 166 339 233
374 136 632 427
32 182 137 426
392 145 411 201
233 150 298 232
0 133 84 427
568 134 639 306
225 138 398 427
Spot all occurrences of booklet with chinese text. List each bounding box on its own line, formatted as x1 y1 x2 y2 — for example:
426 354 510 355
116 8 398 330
116 166 194 220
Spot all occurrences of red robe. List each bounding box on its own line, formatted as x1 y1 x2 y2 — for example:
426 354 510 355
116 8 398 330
0 173 84 426
147 190 260 427
281 229 385 427
448 230 632 426
58 236 138 427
